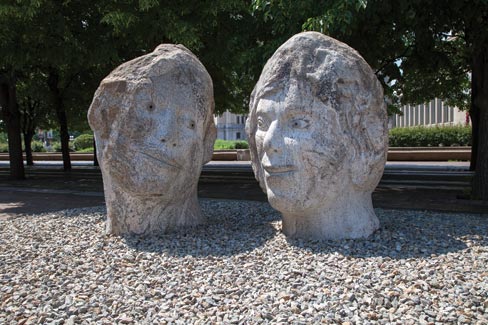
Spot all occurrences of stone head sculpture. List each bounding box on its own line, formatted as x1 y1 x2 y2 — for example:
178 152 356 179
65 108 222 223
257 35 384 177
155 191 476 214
88 44 216 236
246 32 388 240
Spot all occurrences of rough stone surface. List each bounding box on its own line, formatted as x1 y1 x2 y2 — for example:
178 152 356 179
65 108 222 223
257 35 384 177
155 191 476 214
1 203 487 324
88 44 216 236
246 31 388 240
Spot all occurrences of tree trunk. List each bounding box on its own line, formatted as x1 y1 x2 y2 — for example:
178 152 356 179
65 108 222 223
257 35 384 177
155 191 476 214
20 99 37 166
23 130 34 166
471 42 488 201
93 138 99 166
0 76 25 179
469 108 478 171
48 71 71 171
56 106 72 171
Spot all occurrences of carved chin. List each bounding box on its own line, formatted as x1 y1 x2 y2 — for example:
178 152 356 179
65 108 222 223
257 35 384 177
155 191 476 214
266 188 315 216
109 166 196 197
104 152 198 196
120 177 172 196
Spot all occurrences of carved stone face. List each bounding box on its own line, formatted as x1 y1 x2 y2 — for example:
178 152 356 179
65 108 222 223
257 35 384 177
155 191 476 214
247 32 387 239
88 44 216 235
105 76 208 197
254 82 350 214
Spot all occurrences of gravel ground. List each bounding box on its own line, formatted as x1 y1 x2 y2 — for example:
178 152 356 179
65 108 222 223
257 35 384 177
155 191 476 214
0 199 487 324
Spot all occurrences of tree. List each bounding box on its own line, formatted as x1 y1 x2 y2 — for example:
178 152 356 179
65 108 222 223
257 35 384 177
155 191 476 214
19 96 40 166
30 1 123 171
1 1 128 172
2 0 260 176
330 0 487 200
252 0 488 200
0 74 24 179
17 72 53 165
0 1 101 173
0 1 37 179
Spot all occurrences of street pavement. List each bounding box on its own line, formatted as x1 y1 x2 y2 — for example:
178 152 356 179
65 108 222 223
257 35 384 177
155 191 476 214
0 160 473 169
1 160 486 220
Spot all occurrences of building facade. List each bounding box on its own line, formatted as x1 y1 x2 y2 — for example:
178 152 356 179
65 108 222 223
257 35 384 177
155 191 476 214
215 99 468 138
390 98 469 128
214 111 248 140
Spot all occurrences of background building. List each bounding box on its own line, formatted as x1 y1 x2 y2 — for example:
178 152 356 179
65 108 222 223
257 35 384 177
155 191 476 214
214 111 248 140
215 99 469 138
390 98 469 128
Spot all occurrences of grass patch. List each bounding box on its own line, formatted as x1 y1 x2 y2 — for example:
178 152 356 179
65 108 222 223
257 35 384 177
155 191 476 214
214 139 249 150
76 147 94 153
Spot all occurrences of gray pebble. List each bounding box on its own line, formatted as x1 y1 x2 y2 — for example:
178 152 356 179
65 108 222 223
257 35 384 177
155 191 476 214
0 201 487 323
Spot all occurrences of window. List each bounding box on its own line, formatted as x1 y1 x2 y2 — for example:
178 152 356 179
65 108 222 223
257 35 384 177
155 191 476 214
236 132 241 139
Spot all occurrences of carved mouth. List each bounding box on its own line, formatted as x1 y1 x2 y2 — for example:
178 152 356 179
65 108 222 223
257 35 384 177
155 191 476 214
263 164 297 176
140 151 181 169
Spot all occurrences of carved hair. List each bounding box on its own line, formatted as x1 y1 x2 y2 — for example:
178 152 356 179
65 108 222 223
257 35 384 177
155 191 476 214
246 32 388 191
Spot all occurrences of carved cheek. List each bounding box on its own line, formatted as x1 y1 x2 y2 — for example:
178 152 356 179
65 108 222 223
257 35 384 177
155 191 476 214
255 130 266 157
130 118 156 145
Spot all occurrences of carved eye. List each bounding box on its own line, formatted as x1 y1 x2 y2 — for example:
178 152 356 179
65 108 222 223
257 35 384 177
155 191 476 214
148 103 154 111
257 117 269 131
189 121 196 129
290 118 310 129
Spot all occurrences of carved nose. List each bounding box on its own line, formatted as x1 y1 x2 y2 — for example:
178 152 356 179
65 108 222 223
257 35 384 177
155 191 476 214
160 138 177 147
159 119 178 147
263 121 283 154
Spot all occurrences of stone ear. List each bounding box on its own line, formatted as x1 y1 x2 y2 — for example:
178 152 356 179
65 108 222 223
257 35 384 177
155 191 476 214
350 141 386 191
202 122 217 164
350 149 371 187
87 80 127 141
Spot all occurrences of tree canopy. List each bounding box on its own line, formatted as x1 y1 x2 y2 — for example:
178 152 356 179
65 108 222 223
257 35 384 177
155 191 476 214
98 0 259 114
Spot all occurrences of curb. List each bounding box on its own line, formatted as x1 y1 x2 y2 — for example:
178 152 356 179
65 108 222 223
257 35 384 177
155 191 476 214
0 147 472 162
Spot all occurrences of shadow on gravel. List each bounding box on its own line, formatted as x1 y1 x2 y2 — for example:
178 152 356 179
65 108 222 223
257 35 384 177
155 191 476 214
123 200 281 257
0 188 104 218
286 209 488 259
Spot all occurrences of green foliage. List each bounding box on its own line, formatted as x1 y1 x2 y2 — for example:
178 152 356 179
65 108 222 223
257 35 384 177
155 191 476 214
1 1 486 150
1 0 119 166
17 72 55 130
234 141 249 149
214 140 235 150
321 0 480 112
51 142 61 152
0 132 7 143
31 140 46 152
73 134 94 151
0 143 8 153
76 147 94 153
97 0 256 114
251 0 486 114
301 0 367 34
214 139 249 150
51 141 74 152
389 125 472 147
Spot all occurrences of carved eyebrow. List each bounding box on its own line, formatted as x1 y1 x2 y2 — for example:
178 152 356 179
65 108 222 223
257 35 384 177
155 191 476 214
256 99 276 115
256 84 282 102
284 103 312 111
282 104 313 117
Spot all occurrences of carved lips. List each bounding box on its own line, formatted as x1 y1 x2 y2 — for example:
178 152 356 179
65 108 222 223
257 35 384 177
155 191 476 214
263 164 297 176
139 151 181 169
